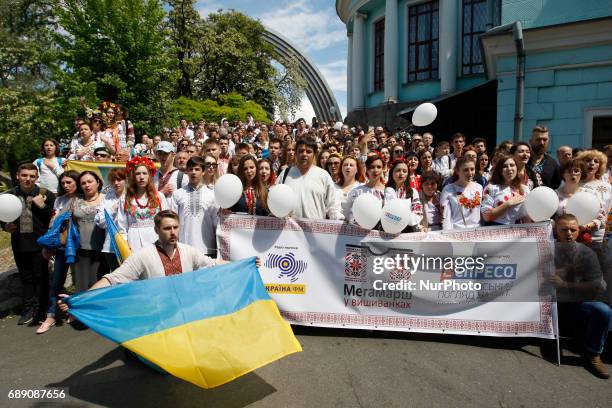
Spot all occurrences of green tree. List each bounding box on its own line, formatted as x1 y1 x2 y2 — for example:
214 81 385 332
0 0 59 173
166 0 202 98
53 0 179 134
273 54 307 121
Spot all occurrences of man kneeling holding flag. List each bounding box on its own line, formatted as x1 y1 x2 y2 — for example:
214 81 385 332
59 210 299 389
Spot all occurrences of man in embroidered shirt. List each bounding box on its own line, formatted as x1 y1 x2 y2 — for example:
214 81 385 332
170 157 219 257
1 164 55 325
59 211 230 296
277 137 343 220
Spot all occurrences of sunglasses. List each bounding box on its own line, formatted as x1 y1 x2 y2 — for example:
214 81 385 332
95 153 109 158
394 150 404 154
204 163 218 168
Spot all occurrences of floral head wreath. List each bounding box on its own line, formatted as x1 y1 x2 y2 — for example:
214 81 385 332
99 101 123 115
369 150 384 161
126 156 156 177
389 157 408 168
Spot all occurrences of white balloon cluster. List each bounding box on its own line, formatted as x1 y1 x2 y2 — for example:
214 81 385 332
523 187 599 225
213 175 298 218
352 195 419 234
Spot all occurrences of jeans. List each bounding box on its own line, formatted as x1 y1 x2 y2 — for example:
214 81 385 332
13 250 49 320
48 250 70 317
104 252 120 273
561 301 612 355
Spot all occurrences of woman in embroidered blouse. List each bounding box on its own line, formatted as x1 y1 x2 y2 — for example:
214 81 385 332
117 157 168 252
405 151 421 191
418 149 434 175
477 152 491 181
37 171 81 334
386 159 424 231
481 155 530 226
418 171 443 231
555 159 586 217
258 158 276 187
346 154 396 226
72 171 107 291
509 142 541 189
68 123 98 161
94 168 127 272
576 150 611 247
230 155 269 216
102 102 134 155
440 157 483 230
335 155 366 219
379 145 391 182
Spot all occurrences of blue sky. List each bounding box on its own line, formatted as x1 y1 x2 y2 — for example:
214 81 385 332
197 0 348 119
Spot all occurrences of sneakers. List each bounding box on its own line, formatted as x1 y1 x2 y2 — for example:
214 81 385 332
585 354 610 379
17 307 35 325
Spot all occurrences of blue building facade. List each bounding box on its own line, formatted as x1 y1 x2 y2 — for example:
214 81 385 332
337 0 612 150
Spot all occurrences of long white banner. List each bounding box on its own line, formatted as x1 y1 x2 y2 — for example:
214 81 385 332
218 215 556 339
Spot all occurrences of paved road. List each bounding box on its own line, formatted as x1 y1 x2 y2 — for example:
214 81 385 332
1 316 610 408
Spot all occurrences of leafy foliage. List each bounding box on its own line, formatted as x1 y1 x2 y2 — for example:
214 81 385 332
0 0 59 174
172 94 269 124
53 0 178 134
0 1 306 171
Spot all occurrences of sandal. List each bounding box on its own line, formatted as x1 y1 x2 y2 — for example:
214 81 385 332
36 319 56 334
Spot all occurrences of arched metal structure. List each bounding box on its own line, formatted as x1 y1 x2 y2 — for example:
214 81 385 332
262 28 343 123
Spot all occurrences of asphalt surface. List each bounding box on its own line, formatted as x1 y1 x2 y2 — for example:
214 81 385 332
0 316 610 408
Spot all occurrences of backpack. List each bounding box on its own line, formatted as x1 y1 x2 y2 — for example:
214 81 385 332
281 167 292 184
34 157 63 174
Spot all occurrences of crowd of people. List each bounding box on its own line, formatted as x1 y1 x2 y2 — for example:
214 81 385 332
2 101 612 378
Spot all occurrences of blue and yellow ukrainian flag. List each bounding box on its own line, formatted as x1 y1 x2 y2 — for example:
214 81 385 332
104 209 130 264
65 257 302 388
66 161 160 187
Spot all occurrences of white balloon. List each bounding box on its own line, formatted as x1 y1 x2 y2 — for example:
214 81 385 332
333 121 343 131
412 102 438 126
524 186 558 222
0 194 23 222
214 174 243 209
352 194 383 230
268 184 297 218
565 192 600 225
381 199 414 234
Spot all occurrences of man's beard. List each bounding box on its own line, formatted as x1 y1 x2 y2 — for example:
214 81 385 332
532 144 546 155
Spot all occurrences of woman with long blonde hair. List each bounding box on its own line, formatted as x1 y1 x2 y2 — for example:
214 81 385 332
117 157 168 251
